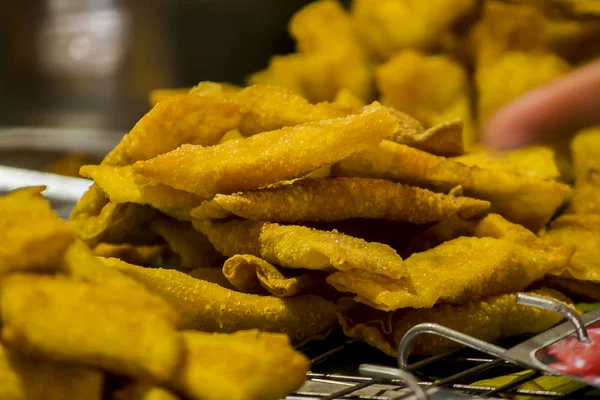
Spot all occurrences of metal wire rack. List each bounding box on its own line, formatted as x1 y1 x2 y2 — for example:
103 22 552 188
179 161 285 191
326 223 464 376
289 332 599 400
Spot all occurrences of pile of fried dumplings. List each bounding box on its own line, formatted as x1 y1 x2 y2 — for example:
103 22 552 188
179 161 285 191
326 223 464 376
3 0 600 399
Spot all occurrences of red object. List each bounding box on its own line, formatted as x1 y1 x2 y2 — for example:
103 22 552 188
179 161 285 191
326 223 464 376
546 328 600 375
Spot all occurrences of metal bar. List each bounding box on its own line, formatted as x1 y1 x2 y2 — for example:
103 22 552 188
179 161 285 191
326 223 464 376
320 379 376 400
517 293 591 343
310 342 355 367
359 364 429 400
404 349 460 372
435 359 505 387
397 323 507 369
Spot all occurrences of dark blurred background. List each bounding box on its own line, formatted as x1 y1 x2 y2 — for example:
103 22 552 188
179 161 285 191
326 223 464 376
0 0 329 132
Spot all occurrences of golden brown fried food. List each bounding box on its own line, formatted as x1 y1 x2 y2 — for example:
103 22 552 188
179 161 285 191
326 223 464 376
59 241 177 325
476 1 546 64
72 94 241 239
172 330 308 400
70 194 159 246
337 289 573 356
191 177 489 224
187 267 236 290
229 84 351 136
92 243 165 268
384 108 426 143
327 235 573 311
149 216 223 269
0 187 74 274
350 0 477 59
0 343 103 400
402 215 479 256
223 254 327 298
332 140 570 231
544 214 600 282
475 2 571 123
103 94 244 166
376 50 475 146
101 257 338 345
568 128 600 214
455 145 561 181
403 119 464 157
306 219 432 254
0 274 182 382
473 213 539 244
476 52 570 123
80 165 204 221
133 103 397 198
249 0 373 103
195 219 407 279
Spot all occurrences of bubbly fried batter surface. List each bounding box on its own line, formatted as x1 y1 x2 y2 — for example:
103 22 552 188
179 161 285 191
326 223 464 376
191 177 489 224
195 219 407 279
133 103 397 197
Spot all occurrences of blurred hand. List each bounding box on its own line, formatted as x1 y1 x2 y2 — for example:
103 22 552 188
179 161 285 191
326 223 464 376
482 58 600 150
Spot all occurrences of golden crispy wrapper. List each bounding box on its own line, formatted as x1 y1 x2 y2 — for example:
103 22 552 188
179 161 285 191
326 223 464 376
70 195 159 246
473 213 540 243
544 214 600 282
455 145 561 181
332 140 570 231
149 217 223 269
249 0 373 103
102 258 338 345
402 119 464 157
103 94 244 166
0 187 75 274
188 267 236 290
133 103 398 198
327 234 573 311
475 2 571 123
80 165 204 221
0 343 103 400
476 213 600 285
59 241 178 324
212 84 438 154
195 219 407 280
403 215 479 256
229 84 351 136
92 243 165 268
0 274 182 382
476 52 570 124
223 254 328 298
191 177 489 224
351 0 477 59
568 128 600 214
376 50 475 146
72 94 241 239
337 289 574 356
171 330 309 400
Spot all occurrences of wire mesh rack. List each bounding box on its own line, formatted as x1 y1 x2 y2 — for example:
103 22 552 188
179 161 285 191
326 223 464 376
290 332 599 400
